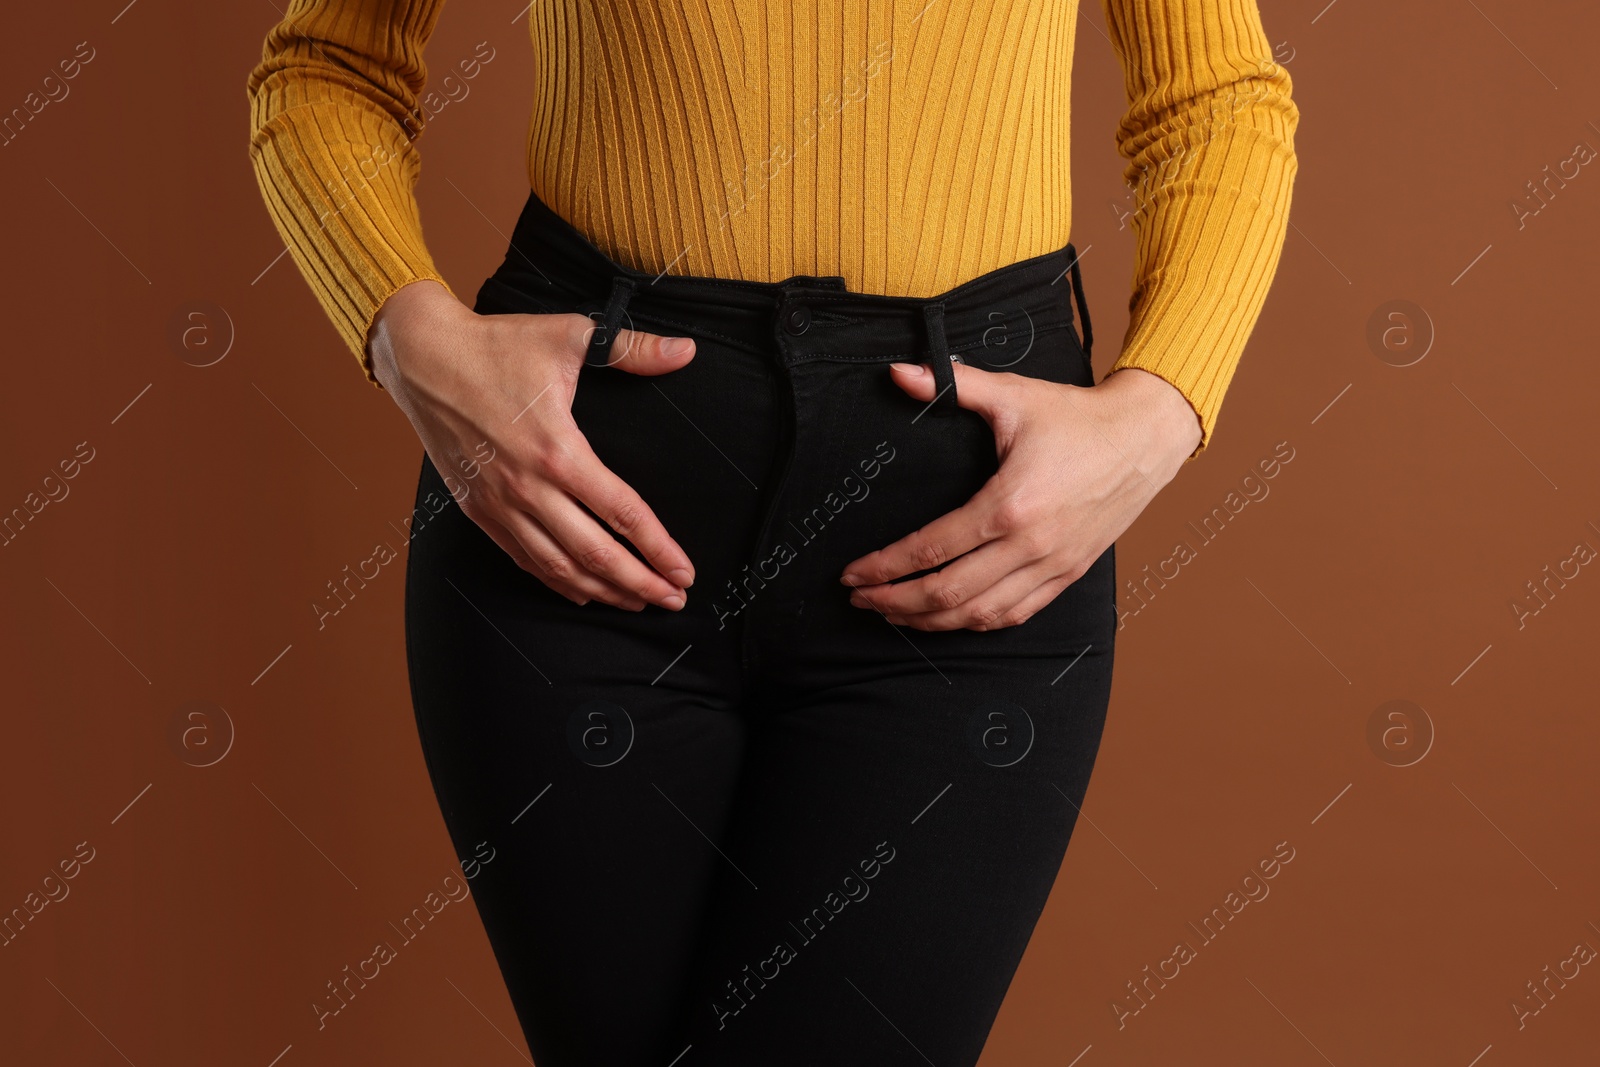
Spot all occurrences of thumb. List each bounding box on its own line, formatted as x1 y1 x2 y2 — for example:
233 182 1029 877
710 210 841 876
888 359 1014 418
605 328 697 376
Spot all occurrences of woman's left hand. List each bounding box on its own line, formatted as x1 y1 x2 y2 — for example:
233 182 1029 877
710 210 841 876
839 361 1203 631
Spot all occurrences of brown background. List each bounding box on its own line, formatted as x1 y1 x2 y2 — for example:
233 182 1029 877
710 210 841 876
2 1 1597 1064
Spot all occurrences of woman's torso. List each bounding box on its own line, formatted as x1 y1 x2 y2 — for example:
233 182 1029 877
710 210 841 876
524 0 1081 297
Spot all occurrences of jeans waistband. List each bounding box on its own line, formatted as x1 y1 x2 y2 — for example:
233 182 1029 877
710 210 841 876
486 190 1095 415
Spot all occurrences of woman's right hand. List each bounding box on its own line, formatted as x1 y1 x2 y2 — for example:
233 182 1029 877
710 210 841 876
366 279 696 612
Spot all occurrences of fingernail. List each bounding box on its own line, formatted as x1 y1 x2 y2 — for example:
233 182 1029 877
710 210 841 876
839 572 860 586
893 363 927 377
849 594 866 608
663 337 694 358
668 568 694 587
662 595 685 610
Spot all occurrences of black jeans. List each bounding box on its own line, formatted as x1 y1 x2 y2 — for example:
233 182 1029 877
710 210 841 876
403 192 1116 1066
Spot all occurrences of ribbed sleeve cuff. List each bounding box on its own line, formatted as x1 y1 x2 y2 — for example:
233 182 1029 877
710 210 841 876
1108 116 1298 462
248 101 455 387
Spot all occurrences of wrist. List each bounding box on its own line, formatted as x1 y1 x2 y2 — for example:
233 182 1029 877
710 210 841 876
366 279 471 392
1099 367 1204 477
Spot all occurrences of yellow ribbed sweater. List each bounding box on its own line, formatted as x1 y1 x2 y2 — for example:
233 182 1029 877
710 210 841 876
246 0 1298 458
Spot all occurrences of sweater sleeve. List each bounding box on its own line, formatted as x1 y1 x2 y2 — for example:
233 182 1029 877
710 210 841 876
246 0 455 387
1097 0 1300 460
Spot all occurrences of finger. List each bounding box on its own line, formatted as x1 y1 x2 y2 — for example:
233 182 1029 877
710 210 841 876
879 564 1066 632
839 486 1004 586
603 324 697 376
886 360 1022 423
846 537 1031 616
969 576 1076 632
472 507 643 609
470 509 544 580
545 313 693 394
484 506 648 610
565 461 695 589
935 572 1073 633
523 482 687 609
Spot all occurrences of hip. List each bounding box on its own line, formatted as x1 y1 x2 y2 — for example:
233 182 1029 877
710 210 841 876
458 191 1115 669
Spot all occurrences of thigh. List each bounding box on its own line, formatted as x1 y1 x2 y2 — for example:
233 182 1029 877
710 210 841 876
402 269 788 1063
403 448 752 1065
667 631 1115 1066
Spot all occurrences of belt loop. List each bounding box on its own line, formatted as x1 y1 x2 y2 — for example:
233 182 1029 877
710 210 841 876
587 275 637 367
1065 243 1093 357
922 301 960 417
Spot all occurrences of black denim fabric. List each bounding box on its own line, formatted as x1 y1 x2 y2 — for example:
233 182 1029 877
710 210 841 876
403 191 1116 1066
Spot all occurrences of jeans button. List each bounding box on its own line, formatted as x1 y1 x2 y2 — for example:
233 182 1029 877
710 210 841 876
784 305 811 336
